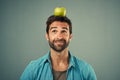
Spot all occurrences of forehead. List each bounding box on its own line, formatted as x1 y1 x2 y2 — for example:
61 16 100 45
49 21 69 29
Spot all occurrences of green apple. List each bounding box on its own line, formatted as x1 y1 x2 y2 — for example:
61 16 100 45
54 7 66 16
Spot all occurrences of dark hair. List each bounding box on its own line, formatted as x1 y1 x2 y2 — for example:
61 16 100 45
46 15 72 34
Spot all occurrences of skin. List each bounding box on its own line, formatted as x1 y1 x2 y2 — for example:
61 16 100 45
46 21 72 71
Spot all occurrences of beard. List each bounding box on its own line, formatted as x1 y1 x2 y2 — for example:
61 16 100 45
48 38 70 52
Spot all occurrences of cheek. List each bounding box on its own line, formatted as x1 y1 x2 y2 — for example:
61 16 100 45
48 35 54 41
64 36 70 41
67 35 72 41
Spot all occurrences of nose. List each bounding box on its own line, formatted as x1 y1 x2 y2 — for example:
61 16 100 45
57 32 63 39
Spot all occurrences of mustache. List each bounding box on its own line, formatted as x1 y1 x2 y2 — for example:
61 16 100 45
54 39 66 42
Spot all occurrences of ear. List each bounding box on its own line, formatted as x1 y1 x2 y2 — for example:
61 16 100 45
45 33 49 41
69 34 72 41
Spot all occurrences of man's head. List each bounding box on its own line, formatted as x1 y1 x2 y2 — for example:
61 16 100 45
46 15 72 34
46 15 72 52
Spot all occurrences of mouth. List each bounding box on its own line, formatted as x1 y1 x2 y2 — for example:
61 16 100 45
55 41 64 45
48 39 69 52
54 40 65 45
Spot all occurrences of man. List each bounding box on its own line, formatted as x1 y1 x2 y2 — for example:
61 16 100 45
20 15 97 80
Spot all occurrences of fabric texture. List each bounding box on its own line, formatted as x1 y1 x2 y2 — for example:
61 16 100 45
20 51 97 80
52 69 67 80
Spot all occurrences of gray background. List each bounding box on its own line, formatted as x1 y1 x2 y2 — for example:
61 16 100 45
0 0 120 80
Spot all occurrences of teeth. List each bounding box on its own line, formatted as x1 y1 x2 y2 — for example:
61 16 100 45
56 41 64 44
58 41 63 42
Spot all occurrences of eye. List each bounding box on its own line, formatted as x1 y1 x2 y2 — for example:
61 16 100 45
51 30 57 33
61 30 67 33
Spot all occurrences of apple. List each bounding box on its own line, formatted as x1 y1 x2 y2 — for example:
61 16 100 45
54 7 66 16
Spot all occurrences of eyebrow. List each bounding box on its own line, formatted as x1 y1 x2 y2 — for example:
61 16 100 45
50 27 68 30
50 27 57 30
62 27 68 30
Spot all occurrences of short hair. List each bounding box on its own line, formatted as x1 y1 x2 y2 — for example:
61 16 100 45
46 15 72 34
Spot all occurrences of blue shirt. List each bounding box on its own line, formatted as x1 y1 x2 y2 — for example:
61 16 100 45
20 51 97 80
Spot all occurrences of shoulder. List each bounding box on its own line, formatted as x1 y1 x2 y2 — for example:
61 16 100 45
20 53 49 80
28 53 49 69
69 52 90 69
72 56 91 70
69 52 94 72
73 55 95 72
73 56 90 67
72 55 97 80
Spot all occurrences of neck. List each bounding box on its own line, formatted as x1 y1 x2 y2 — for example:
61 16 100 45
50 48 69 71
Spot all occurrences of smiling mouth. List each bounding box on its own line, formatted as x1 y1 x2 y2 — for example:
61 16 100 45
54 39 65 45
55 41 64 44
54 40 64 45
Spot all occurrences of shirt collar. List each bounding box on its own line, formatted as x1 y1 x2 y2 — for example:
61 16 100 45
43 51 75 68
42 51 51 63
68 51 75 68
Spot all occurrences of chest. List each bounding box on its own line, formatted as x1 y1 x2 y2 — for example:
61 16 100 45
34 64 84 80
52 69 67 80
